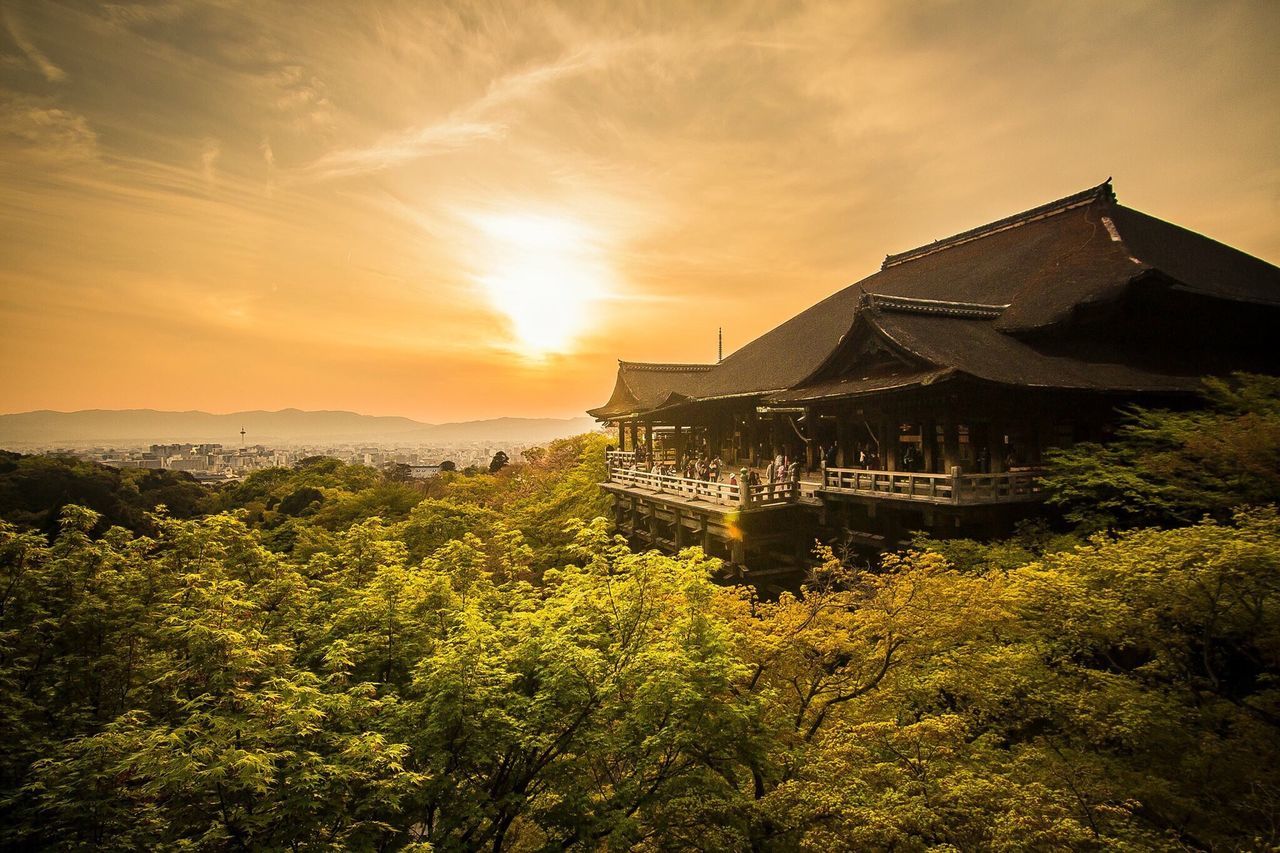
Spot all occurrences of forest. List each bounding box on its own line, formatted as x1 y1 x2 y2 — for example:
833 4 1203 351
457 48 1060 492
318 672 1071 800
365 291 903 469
1 375 1278 851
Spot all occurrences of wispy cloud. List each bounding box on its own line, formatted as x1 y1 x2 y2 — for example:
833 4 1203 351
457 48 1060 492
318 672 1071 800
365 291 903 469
2 7 66 82
200 137 220 186
302 45 612 180
305 119 506 180
99 2 186 28
0 94 96 161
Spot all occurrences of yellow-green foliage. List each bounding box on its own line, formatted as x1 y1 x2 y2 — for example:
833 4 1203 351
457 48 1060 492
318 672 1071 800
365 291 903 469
2 431 1279 850
1043 373 1280 530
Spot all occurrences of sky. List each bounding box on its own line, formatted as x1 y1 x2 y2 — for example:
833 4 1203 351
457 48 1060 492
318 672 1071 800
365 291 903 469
1 0 1278 422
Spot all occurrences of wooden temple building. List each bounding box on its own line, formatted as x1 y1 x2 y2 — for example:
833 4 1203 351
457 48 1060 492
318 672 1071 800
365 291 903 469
588 181 1280 572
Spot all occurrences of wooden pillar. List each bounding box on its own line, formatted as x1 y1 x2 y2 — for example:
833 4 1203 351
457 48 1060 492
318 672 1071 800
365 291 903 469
644 422 653 464
943 421 961 473
922 418 937 473
987 425 1004 474
803 410 816 471
674 509 685 548
883 418 897 471
835 415 848 467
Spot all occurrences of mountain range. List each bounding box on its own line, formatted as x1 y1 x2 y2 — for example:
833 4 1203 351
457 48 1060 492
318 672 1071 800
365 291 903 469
0 409 601 449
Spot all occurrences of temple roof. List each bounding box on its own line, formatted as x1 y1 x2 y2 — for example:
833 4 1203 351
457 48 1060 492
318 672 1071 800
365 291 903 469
765 367 956 404
590 180 1280 418
853 308 1200 394
586 361 714 419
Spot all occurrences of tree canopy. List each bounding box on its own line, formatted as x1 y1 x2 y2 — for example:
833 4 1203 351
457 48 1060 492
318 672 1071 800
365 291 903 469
1 414 1278 849
1042 373 1280 530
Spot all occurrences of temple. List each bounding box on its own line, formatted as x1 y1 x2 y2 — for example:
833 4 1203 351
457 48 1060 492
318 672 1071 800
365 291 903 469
588 181 1280 574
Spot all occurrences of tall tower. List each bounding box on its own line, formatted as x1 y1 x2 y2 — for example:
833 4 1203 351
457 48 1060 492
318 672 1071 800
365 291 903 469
240 426 246 448
718 327 723 363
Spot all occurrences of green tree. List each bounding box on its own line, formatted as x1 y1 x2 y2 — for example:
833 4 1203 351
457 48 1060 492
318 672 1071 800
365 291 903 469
1043 373 1280 530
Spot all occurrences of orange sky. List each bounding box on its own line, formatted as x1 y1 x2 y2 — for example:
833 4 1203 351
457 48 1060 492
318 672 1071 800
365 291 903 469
2 1 1278 422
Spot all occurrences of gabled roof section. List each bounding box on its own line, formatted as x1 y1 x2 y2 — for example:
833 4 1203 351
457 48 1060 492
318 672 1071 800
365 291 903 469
766 368 956 404
863 292 1010 319
882 180 1116 269
1105 204 1280 309
864 308 1200 393
587 361 715 420
688 180 1137 402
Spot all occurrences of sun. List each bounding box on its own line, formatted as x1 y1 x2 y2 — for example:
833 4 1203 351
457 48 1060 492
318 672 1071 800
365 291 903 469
471 211 610 358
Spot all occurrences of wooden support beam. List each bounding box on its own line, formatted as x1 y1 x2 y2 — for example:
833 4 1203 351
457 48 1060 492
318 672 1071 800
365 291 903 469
922 418 937 473
944 421 961 473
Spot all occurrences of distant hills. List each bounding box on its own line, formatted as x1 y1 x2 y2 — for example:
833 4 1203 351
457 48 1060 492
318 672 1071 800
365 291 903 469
0 409 601 449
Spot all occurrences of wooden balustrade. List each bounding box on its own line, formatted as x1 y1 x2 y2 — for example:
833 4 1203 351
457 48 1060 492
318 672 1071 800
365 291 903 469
820 466 1043 504
605 464 802 509
607 459 1039 509
747 480 799 506
607 467 741 506
605 450 637 467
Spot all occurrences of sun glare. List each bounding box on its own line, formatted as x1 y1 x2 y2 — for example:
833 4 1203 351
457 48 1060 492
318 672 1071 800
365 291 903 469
471 212 610 358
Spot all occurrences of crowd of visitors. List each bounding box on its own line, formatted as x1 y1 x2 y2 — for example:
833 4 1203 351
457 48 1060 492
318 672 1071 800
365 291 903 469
606 447 804 489
608 435 1025 482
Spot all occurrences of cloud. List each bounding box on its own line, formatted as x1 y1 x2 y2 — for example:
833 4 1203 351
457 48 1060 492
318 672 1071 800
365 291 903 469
200 137 220 186
0 94 96 161
266 64 334 130
305 119 506 179
302 45 612 180
100 2 186 29
2 7 66 82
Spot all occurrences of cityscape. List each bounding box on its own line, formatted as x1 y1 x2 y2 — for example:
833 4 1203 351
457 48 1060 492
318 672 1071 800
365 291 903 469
57 439 545 482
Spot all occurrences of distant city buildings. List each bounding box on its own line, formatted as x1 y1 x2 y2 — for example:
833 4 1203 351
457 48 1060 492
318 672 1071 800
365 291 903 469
51 441 537 481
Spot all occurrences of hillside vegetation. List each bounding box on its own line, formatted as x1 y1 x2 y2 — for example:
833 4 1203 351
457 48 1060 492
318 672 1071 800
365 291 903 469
1 381 1279 851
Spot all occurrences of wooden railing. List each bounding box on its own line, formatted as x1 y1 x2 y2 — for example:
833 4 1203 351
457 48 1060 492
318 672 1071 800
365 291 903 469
605 465 800 509
605 450 637 468
608 467 740 506
820 466 1042 505
746 480 800 507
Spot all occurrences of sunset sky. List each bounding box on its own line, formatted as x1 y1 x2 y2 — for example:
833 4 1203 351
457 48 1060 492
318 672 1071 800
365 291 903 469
2 1 1278 422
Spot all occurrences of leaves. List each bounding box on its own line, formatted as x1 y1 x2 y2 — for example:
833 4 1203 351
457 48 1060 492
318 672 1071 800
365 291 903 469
1043 373 1280 530
2 421 1279 849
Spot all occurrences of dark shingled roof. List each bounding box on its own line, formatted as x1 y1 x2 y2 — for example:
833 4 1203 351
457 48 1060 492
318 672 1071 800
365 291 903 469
859 308 1201 393
587 361 714 419
589 180 1280 417
765 367 956 404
